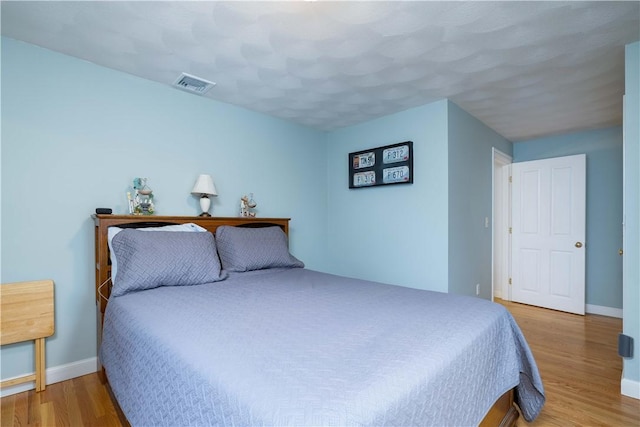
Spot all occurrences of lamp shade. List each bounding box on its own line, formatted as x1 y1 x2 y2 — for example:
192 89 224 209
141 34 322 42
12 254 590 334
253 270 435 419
191 174 217 196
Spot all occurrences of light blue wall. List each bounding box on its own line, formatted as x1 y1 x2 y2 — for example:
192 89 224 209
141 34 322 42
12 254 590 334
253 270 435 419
325 101 449 292
513 127 623 309
0 37 328 381
447 102 512 298
324 99 512 297
623 41 639 390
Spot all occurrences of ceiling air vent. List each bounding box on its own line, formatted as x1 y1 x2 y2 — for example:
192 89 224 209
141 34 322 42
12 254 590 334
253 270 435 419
173 73 216 95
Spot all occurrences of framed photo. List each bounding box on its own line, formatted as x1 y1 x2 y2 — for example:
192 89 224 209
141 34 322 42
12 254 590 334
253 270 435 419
349 141 413 189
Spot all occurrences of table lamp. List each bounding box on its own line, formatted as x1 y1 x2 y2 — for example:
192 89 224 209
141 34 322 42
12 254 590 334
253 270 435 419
191 174 217 216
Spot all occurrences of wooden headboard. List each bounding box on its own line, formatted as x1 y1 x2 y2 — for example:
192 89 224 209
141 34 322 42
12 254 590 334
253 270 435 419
92 214 290 378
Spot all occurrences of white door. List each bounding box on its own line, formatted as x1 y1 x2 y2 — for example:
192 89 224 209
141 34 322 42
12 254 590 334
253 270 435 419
511 154 586 314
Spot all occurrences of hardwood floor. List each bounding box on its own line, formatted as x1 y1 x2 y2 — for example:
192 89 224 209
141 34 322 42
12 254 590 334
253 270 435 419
1 300 638 426
497 299 640 427
1 372 121 426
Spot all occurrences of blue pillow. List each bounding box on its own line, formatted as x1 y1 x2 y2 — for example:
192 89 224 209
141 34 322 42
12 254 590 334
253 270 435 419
110 230 226 297
215 226 304 272
107 223 207 285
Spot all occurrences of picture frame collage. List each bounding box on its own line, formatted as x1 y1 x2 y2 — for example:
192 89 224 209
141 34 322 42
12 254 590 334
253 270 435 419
348 141 413 189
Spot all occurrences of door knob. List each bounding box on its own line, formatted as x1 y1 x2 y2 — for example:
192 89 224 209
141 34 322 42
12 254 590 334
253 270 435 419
575 242 583 248
619 249 624 256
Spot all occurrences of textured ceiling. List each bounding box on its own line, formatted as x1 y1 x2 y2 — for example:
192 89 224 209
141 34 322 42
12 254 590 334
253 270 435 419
2 1 639 141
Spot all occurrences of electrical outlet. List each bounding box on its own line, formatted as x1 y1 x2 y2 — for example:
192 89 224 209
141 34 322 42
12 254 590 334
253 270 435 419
476 283 480 295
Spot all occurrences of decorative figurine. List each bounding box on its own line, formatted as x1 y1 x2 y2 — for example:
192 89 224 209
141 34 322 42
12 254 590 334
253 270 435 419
130 177 155 215
239 193 257 217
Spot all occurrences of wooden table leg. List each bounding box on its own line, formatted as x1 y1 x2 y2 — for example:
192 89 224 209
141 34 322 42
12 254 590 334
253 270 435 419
35 337 46 392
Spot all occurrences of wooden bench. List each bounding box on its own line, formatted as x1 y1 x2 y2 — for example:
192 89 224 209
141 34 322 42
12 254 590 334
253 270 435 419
0 280 55 392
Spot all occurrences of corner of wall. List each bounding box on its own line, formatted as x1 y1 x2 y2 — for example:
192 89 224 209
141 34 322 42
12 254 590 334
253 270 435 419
622 40 640 395
445 102 511 298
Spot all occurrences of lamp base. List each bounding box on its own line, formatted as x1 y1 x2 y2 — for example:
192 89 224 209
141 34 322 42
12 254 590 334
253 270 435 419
198 195 212 217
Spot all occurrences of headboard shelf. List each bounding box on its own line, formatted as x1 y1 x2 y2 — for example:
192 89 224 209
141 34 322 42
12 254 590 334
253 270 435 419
92 214 291 380
92 214 290 231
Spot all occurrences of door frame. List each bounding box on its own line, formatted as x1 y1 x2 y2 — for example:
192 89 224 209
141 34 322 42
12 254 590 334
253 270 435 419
492 148 512 302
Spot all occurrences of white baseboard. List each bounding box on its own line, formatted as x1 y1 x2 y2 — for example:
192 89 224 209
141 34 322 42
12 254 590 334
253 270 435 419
621 377 640 399
586 304 623 318
0 357 98 398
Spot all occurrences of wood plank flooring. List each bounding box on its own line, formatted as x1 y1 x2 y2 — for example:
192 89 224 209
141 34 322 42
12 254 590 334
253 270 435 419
1 300 638 426
1 373 121 426
498 299 640 427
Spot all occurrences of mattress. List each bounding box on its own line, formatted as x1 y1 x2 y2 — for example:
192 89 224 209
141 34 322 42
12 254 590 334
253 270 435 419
101 267 544 426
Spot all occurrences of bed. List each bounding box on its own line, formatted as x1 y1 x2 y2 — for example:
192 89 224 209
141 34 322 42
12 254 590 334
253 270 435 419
93 215 545 426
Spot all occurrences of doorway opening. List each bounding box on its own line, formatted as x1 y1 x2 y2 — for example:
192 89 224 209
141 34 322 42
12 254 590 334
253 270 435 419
492 148 512 302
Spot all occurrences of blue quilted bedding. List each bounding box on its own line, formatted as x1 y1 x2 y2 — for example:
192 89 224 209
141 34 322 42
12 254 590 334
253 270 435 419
101 268 544 426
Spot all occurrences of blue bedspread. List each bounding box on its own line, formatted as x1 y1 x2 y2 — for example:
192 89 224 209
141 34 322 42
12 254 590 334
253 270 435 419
101 268 544 426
